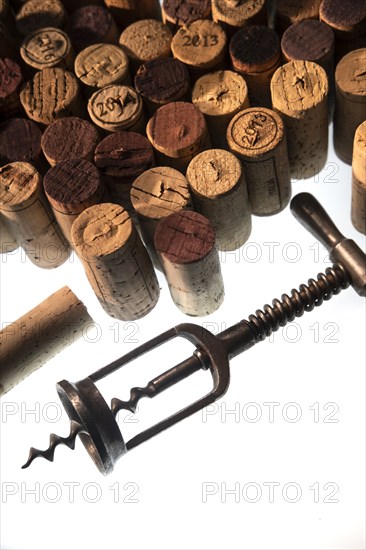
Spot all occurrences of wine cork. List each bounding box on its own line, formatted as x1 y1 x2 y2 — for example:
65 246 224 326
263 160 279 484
229 25 281 108
20 68 84 126
154 211 224 316
271 60 329 179
20 27 74 71
87 85 145 134
62 0 102 12
352 121 366 235
74 44 130 97
43 159 105 242
186 149 251 250
94 131 155 212
162 0 212 31
0 162 70 268
334 49 366 165
134 57 191 115
65 5 119 52
0 286 93 396
212 0 267 35
171 19 227 82
104 0 162 26
320 0 366 61
0 58 23 118
0 118 44 171
275 0 321 34
119 19 172 75
41 117 100 167
130 166 191 264
227 107 291 216
15 0 67 36
0 214 18 253
146 101 211 172
192 70 249 149
71 203 160 320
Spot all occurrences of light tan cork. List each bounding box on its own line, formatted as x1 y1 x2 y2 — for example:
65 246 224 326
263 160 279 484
352 121 366 235
0 286 93 396
71 203 159 320
227 107 291 216
271 60 329 179
0 162 70 268
186 149 251 250
212 0 267 34
20 27 75 71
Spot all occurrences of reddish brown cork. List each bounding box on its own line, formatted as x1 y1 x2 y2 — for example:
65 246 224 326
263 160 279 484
65 5 118 52
0 58 23 118
320 0 366 60
0 118 43 169
162 0 212 29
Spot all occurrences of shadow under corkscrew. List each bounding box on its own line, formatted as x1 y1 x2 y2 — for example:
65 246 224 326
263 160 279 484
21 193 366 475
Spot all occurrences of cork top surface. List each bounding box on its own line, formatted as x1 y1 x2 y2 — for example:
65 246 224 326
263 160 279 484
135 58 189 102
88 85 142 129
0 118 42 163
192 70 248 116
154 210 215 264
230 25 280 73
147 101 207 157
276 0 321 21
0 161 41 207
71 203 132 257
335 49 366 97
186 149 242 198
41 117 100 164
171 19 226 68
66 5 115 51
355 120 366 147
15 0 67 36
320 0 366 30
212 0 266 24
271 60 329 112
94 131 155 178
0 58 22 99
119 19 172 62
20 27 71 69
227 107 284 157
131 166 191 219
163 0 212 25
75 44 129 88
281 20 334 62
43 159 103 206
20 68 80 125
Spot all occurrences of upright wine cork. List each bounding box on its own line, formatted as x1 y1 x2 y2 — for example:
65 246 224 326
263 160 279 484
320 0 366 61
0 214 18 253
171 19 227 82
130 166 191 263
0 118 44 171
43 159 105 242
0 58 23 118
71 203 160 320
212 0 267 35
134 57 191 115
119 19 173 74
88 85 145 134
0 286 93 396
41 117 100 167
281 20 335 94
146 101 211 172
0 162 70 268
104 0 162 26
65 5 119 52
154 211 224 316
271 60 329 179
227 107 291 216
334 49 366 165
230 25 281 108
20 27 74 71
20 68 84 126
94 131 155 211
192 70 249 149
15 0 67 36
275 0 321 34
162 0 212 30
186 149 251 250
352 121 366 235
74 44 130 97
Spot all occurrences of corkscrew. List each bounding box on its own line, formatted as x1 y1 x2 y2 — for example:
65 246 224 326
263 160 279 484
22 193 366 475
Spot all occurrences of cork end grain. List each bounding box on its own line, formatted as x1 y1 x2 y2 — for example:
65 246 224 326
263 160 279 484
212 0 266 26
171 19 226 69
0 58 22 100
281 19 334 62
320 0 366 31
135 57 190 103
0 119 42 165
186 149 242 198
15 0 67 36
119 19 172 63
163 0 212 25
66 5 117 52
353 120 366 183
75 43 129 89
192 70 248 116
20 27 73 70
335 49 366 97
88 85 142 132
230 25 280 73
0 161 40 209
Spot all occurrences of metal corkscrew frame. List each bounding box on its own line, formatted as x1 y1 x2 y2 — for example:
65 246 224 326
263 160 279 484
22 193 366 475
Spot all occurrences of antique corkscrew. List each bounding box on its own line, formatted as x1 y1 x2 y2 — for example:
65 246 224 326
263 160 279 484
22 193 366 475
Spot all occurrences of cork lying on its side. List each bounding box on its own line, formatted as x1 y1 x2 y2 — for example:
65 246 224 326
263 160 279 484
352 121 366 235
